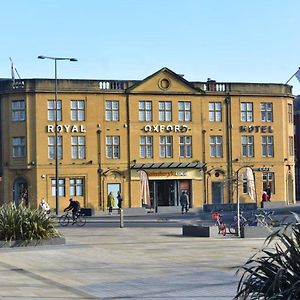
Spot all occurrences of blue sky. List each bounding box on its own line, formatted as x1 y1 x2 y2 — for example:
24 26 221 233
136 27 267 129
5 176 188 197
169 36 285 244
1 0 300 94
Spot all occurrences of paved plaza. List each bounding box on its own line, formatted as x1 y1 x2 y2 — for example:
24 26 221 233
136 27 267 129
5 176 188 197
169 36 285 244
0 223 268 300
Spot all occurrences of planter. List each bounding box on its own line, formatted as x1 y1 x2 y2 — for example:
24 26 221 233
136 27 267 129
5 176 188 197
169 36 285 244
241 225 290 238
182 225 219 237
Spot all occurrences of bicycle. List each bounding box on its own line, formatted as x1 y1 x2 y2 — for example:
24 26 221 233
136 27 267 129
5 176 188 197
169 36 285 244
255 209 280 227
228 211 257 235
59 210 86 227
211 212 227 236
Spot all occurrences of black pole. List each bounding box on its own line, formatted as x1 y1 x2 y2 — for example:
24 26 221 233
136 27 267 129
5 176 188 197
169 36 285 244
54 59 59 215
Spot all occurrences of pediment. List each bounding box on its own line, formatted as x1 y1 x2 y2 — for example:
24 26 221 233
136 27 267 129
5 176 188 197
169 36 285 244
127 67 203 94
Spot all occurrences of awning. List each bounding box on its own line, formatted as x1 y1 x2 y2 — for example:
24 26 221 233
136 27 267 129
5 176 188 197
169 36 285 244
131 161 204 169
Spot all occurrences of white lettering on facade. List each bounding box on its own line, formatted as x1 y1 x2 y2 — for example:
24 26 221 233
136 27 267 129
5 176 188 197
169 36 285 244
142 124 189 133
47 125 55 133
71 125 79 133
175 171 187 176
240 125 273 133
64 124 71 132
252 167 271 172
46 124 86 133
80 125 86 132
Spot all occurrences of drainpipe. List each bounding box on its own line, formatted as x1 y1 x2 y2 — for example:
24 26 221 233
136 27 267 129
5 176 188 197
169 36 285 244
202 130 207 204
97 128 103 211
125 91 132 208
225 95 233 203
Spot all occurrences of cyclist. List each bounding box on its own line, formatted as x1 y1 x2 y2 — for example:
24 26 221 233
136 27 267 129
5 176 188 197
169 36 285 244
64 198 81 223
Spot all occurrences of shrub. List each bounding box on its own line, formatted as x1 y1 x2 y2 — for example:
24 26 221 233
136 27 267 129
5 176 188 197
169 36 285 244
235 213 300 299
0 203 61 242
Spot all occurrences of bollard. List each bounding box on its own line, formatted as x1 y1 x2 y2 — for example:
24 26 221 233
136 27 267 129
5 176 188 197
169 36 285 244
119 208 124 228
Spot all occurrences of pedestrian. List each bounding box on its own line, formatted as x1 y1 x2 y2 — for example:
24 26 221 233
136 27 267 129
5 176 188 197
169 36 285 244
180 191 189 214
261 190 269 208
39 198 51 215
266 186 271 201
107 192 115 215
117 191 123 211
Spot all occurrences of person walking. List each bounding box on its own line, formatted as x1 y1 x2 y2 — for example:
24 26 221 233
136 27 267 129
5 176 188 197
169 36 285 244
117 191 123 213
261 190 270 208
266 186 271 201
180 191 189 214
107 192 115 215
39 198 51 215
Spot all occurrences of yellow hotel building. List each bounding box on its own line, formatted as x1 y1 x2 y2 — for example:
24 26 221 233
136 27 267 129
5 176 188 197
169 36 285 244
0 68 296 212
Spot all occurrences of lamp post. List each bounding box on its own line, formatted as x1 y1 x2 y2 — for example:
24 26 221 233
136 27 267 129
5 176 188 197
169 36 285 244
38 55 77 215
235 165 255 237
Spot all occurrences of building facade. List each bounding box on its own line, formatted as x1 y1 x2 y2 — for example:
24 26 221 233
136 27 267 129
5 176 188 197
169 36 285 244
0 68 296 212
294 95 300 201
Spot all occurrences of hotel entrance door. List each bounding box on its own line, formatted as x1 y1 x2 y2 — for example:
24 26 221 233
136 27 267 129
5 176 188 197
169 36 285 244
149 180 191 208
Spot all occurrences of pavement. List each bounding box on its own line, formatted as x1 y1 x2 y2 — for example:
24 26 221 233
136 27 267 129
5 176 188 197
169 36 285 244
0 205 298 299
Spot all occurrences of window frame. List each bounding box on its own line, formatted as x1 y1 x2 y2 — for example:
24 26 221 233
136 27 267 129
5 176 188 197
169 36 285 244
178 101 191 122
241 135 254 157
140 136 153 158
71 136 86 159
179 136 192 158
70 177 84 196
48 99 62 121
262 135 274 157
260 102 273 122
106 136 120 159
12 100 26 122
71 100 85 121
159 136 173 158
289 136 294 156
209 135 223 158
262 172 275 194
105 100 119 122
48 136 63 160
139 101 152 121
288 103 293 123
240 102 253 122
209 102 222 122
51 178 65 197
159 101 172 122
12 137 26 158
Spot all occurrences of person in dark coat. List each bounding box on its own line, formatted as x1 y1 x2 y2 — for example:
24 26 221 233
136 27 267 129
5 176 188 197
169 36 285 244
117 191 123 209
180 191 189 214
64 198 81 222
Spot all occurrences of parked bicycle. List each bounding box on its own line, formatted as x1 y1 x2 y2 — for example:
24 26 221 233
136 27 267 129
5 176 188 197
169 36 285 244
229 211 257 234
255 209 281 227
59 210 86 227
211 211 226 236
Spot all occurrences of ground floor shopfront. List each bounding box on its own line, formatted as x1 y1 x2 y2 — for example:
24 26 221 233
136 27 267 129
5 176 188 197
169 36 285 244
0 162 296 212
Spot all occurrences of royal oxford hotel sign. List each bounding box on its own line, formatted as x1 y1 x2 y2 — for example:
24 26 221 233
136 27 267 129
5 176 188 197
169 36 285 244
239 125 273 133
143 124 188 133
46 124 86 133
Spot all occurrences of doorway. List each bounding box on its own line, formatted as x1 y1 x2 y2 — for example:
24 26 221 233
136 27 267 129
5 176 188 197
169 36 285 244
149 179 191 208
211 182 224 204
107 183 121 209
13 177 28 207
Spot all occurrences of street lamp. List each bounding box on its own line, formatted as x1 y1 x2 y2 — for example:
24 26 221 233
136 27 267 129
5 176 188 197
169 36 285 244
235 165 255 237
38 55 77 215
